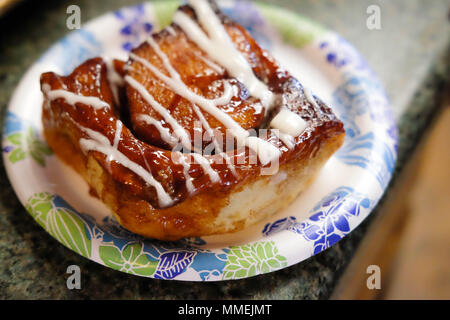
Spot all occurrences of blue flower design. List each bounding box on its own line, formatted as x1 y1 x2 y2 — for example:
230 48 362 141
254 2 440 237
337 132 396 189
114 4 153 52
319 36 371 72
263 187 371 254
262 216 297 236
320 35 397 189
3 111 23 155
140 239 227 280
153 251 196 279
38 199 229 280
3 111 23 136
11 1 399 280
333 73 397 188
189 250 229 281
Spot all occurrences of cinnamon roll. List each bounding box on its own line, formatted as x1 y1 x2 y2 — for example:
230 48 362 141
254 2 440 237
40 0 345 240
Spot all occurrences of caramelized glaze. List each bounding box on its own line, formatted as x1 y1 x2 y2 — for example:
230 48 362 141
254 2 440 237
40 2 344 211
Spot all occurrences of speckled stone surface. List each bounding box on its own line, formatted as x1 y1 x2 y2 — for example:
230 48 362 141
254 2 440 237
0 0 449 299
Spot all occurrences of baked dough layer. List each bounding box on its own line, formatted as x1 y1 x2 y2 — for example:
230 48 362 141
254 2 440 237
44 124 344 240
40 1 345 240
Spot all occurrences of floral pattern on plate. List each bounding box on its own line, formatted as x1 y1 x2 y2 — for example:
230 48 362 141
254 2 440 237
2 0 397 281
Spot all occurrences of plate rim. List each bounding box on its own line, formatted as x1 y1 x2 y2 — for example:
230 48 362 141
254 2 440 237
2 0 398 281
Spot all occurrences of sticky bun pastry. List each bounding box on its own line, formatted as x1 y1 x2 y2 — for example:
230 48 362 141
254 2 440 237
40 0 345 240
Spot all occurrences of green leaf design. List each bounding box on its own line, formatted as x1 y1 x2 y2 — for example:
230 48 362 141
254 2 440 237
26 193 92 258
257 3 325 48
26 192 53 226
6 126 52 166
222 241 288 280
99 242 157 277
30 138 52 165
7 133 24 146
264 242 274 258
26 126 52 166
153 0 181 29
98 245 123 269
8 148 26 163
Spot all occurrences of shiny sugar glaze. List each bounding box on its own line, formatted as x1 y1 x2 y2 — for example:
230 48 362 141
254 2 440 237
40 0 344 209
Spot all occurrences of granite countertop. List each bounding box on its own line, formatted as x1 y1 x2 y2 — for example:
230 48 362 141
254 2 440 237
0 0 449 299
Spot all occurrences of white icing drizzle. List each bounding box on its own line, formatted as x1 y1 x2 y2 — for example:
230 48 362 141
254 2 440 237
39 0 329 209
77 123 174 208
44 83 176 207
198 55 224 74
125 75 192 150
129 50 237 122
174 152 195 194
139 109 221 189
112 120 122 150
191 153 220 183
135 139 155 176
209 80 235 105
272 130 295 150
103 57 124 105
251 101 264 115
192 104 237 176
41 0 323 210
43 87 110 110
270 108 307 137
245 136 280 166
106 120 123 171
137 114 180 147
166 25 177 36
173 0 275 109
192 104 217 145
130 37 281 165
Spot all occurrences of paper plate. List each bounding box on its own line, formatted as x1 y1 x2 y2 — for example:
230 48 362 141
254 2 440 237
2 0 397 281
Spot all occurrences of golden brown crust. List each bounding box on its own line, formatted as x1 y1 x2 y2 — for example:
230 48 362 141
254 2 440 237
39 3 345 240
125 5 294 152
44 123 344 240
